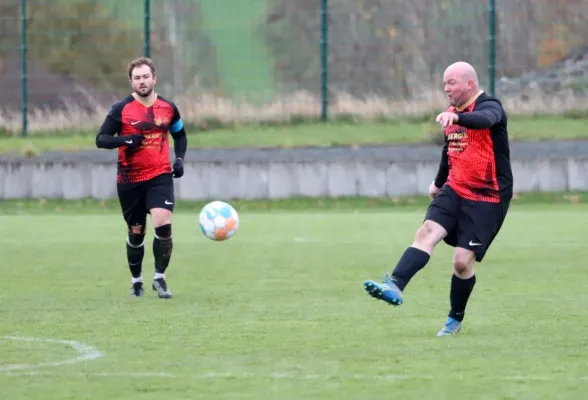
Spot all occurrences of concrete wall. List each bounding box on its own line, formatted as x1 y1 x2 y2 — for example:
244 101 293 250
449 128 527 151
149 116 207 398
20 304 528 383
1 140 587 200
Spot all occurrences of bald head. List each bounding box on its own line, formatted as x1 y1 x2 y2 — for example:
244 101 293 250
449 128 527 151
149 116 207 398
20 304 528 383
445 61 479 83
443 61 481 108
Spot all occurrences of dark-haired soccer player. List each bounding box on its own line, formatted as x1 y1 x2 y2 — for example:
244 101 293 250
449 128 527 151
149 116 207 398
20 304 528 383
96 57 187 299
363 61 513 336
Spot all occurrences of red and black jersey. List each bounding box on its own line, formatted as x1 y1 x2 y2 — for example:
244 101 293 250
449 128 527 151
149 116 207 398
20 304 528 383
434 92 513 203
98 95 185 184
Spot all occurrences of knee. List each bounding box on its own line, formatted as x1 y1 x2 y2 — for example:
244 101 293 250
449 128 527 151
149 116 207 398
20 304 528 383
453 249 475 277
127 232 145 248
154 224 172 240
127 224 145 247
151 208 172 228
413 220 445 250
453 259 470 276
129 223 145 235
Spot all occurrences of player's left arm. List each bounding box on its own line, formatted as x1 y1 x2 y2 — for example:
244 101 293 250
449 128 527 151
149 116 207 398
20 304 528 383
169 103 187 178
456 100 504 129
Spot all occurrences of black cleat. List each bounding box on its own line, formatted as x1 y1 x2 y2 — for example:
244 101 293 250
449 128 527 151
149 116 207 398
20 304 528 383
131 282 144 297
152 278 172 299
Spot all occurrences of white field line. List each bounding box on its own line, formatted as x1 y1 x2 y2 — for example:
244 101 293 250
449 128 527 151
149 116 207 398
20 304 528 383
0 336 103 373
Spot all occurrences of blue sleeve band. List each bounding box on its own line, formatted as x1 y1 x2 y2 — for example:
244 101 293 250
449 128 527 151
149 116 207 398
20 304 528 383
170 119 184 133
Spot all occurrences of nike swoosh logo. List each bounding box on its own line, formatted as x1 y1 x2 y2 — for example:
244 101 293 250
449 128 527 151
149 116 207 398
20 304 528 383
469 240 482 246
165 200 173 205
125 140 133 144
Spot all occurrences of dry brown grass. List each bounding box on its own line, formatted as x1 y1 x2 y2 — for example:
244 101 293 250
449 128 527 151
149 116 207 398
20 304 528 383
0 86 586 135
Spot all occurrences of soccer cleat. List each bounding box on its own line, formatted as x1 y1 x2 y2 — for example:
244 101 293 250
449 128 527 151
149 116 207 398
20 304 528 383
436 317 461 337
152 278 172 299
363 274 403 306
131 282 144 297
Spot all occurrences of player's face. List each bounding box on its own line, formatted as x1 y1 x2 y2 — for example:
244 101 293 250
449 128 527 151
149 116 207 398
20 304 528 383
130 65 156 97
443 71 470 107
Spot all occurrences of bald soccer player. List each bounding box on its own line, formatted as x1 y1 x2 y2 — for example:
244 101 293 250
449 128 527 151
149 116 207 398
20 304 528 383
363 61 513 337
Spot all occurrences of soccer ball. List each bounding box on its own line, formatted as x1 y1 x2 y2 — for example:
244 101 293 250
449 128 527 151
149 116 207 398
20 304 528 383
199 201 239 241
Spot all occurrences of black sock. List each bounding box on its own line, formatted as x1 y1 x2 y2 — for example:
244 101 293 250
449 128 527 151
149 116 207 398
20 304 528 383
126 233 145 279
449 274 477 322
390 247 430 291
153 224 173 275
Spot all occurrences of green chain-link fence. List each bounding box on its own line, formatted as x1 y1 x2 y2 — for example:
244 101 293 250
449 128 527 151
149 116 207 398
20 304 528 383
1 0 587 136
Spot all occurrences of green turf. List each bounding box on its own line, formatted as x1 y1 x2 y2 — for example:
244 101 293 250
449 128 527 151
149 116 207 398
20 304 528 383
199 0 275 100
0 190 586 214
2 117 587 153
1 200 587 399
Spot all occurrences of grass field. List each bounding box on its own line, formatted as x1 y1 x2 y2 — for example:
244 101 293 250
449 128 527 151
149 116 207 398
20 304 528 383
1 116 587 153
1 197 588 399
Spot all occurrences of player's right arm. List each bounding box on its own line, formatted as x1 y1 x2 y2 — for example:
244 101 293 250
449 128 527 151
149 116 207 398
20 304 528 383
456 100 503 129
95 103 144 149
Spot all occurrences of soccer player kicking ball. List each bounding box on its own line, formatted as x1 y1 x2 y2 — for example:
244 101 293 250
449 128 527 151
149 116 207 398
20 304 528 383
96 57 187 299
363 61 513 336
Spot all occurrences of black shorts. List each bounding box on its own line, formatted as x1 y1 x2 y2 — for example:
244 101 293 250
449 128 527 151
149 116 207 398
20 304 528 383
424 185 509 262
117 173 175 227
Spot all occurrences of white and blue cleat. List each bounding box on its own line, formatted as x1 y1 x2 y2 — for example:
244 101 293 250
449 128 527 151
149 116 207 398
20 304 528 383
436 317 461 337
364 276 464 337
363 274 404 306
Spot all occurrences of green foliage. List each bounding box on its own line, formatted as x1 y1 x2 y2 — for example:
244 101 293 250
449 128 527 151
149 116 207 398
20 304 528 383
263 0 490 99
263 0 321 96
147 1 224 96
0 1 20 56
25 0 142 96
263 0 588 100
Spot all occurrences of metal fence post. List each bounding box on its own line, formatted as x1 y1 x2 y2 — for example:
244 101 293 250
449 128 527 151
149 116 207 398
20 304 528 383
144 0 151 58
20 0 28 137
488 0 496 96
320 0 328 121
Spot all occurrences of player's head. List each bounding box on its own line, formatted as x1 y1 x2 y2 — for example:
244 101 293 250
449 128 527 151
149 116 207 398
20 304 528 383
127 57 157 98
442 61 480 107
